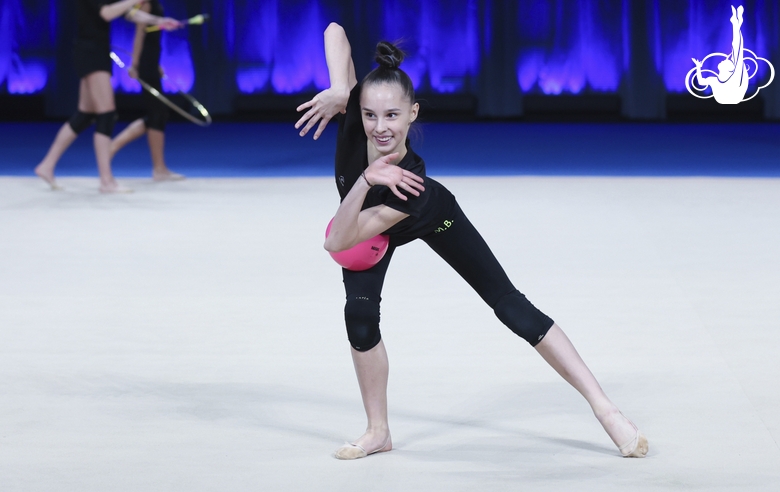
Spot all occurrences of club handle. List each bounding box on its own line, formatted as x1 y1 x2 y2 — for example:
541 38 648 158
144 13 209 32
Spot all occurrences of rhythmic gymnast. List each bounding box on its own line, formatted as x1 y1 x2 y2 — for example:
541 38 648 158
110 0 184 181
34 0 181 193
296 23 649 460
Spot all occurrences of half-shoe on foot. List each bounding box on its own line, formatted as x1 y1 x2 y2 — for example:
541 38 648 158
618 420 649 458
334 436 392 460
153 171 186 182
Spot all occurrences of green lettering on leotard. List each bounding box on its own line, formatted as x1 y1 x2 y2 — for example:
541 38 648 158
434 219 454 234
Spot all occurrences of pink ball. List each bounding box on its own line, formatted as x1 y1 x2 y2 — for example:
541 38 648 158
325 219 390 271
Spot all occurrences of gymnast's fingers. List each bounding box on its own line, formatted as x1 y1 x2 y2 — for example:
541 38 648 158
300 112 323 137
313 117 332 140
388 184 408 201
398 181 421 197
296 99 315 113
405 176 425 193
403 170 424 184
379 152 400 165
295 107 316 130
160 18 182 31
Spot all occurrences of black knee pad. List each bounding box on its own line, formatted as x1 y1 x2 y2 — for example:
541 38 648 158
144 105 169 132
94 110 117 136
344 295 382 351
68 111 95 134
493 290 554 346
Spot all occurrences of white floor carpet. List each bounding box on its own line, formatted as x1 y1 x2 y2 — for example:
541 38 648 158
1 175 779 491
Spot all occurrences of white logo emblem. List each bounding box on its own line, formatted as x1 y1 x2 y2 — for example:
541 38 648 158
338 175 345 187
685 5 774 104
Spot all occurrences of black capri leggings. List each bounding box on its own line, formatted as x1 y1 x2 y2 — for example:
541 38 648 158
141 74 169 132
342 203 554 351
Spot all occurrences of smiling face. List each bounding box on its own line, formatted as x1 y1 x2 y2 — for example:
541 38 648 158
360 82 419 162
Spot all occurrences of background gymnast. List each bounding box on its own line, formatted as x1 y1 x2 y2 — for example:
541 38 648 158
296 23 649 460
34 0 181 193
110 0 184 182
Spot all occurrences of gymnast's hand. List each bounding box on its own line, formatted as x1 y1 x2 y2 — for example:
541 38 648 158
129 65 139 80
364 153 425 201
295 87 350 140
157 17 183 31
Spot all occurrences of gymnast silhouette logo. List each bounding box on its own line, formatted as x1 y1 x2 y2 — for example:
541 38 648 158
685 5 774 104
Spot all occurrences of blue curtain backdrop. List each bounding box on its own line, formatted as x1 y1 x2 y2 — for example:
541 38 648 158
1 0 778 119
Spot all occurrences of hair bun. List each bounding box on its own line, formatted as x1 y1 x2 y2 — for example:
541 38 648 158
375 41 405 69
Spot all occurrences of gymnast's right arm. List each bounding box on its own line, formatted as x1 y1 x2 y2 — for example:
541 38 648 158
98 0 145 22
324 153 424 252
296 22 358 140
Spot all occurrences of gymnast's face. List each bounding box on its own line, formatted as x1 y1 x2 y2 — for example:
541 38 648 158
361 82 419 159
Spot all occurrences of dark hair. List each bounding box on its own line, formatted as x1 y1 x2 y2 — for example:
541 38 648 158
362 41 415 103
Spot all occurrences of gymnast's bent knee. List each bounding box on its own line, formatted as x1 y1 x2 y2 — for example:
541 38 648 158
68 111 96 134
94 110 117 136
144 106 169 132
344 295 382 351
493 290 554 346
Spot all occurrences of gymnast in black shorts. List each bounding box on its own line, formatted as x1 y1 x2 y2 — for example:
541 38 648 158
296 23 648 460
110 0 184 181
34 0 180 193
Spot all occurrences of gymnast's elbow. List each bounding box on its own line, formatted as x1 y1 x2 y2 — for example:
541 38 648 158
323 237 340 253
99 7 113 22
324 236 350 253
325 22 345 36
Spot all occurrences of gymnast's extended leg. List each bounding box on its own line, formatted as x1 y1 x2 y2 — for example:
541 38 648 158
145 93 182 180
33 78 97 189
147 127 184 180
534 325 647 456
111 90 182 181
110 118 147 157
34 123 78 189
422 205 647 457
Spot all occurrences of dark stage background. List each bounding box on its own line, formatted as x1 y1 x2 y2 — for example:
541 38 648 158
1 0 779 122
